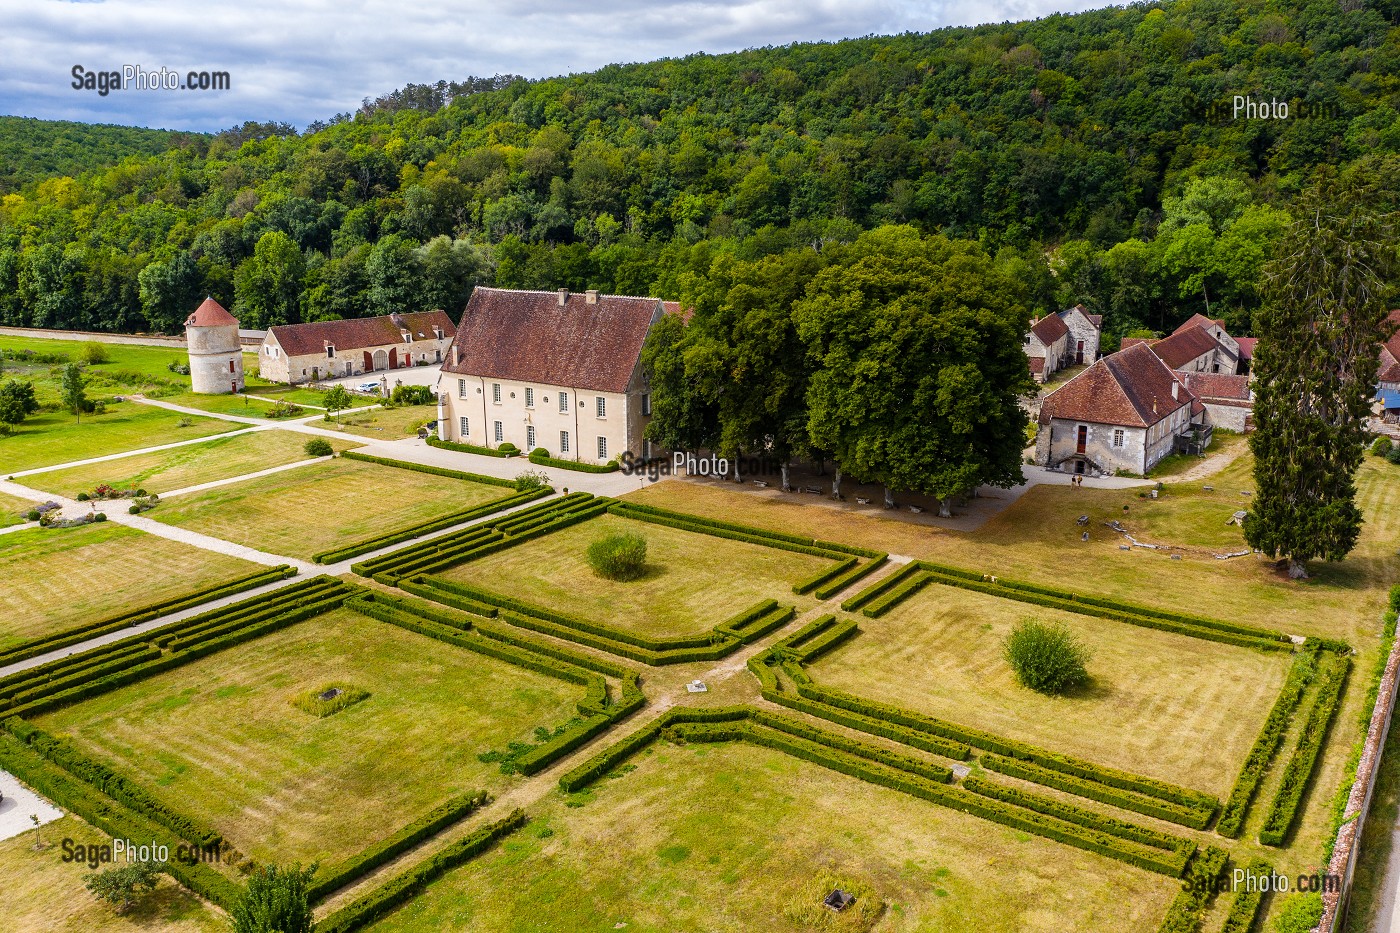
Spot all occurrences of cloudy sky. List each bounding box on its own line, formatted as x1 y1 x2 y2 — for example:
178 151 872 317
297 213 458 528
0 0 1104 132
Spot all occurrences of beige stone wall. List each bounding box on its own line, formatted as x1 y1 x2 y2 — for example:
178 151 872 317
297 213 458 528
1060 312 1100 364
259 337 448 384
438 374 644 463
1039 418 1148 475
187 323 243 394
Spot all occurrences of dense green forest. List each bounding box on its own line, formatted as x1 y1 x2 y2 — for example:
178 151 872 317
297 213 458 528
1 0 1398 341
0 116 201 195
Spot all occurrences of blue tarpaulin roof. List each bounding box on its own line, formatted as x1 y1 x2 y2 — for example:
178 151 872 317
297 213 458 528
1378 389 1400 410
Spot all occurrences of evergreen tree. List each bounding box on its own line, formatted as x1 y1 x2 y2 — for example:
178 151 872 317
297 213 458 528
0 379 39 425
60 363 87 423
232 863 315 933
1244 175 1397 577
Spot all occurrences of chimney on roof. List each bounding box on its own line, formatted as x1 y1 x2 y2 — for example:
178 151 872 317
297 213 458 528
557 288 569 307
453 346 459 366
1172 381 1179 400
585 289 599 304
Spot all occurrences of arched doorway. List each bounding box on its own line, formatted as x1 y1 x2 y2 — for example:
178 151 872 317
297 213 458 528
373 348 389 371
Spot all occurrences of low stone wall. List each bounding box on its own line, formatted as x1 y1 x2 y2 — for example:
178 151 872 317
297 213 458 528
1318 621 1400 931
0 326 184 346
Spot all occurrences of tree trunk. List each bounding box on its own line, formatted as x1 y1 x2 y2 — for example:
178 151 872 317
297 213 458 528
938 498 952 518
732 455 743 484
883 486 895 509
780 462 790 493
832 468 842 499
1287 558 1309 580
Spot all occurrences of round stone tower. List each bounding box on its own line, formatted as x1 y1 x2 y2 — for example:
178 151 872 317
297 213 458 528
185 297 244 394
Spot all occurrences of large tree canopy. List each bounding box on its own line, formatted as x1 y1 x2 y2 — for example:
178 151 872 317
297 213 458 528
794 227 1034 506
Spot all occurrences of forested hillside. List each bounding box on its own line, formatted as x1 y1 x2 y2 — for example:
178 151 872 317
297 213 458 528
0 116 201 194
1 0 1398 339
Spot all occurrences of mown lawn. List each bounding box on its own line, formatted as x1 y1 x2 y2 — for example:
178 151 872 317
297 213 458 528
0 335 193 404
38 608 586 866
26 429 362 498
0 815 220 933
315 403 437 439
0 490 35 526
808 586 1292 794
440 513 837 639
149 456 509 560
367 741 1177 933
624 452 1400 647
0 523 260 651
0 402 239 475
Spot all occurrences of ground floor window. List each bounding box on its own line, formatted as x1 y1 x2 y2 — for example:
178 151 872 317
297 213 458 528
1112 429 1124 448
494 421 503 443
460 416 469 437
560 430 570 453
527 425 536 450
597 436 608 459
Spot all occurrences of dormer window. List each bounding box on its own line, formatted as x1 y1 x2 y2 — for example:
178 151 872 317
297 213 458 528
326 345 335 359
433 327 444 340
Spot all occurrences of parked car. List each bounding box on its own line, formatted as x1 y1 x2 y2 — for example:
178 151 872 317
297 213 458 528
356 382 381 394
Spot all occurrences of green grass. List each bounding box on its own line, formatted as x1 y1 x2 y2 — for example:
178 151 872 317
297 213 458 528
0 522 260 652
25 430 362 498
0 815 221 933
0 402 239 475
808 585 1292 794
315 403 437 439
149 456 511 560
38 608 586 866
366 741 1178 933
0 491 35 526
0 335 194 402
440 513 836 639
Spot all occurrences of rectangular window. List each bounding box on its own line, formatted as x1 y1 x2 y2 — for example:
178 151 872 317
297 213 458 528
597 436 608 459
492 383 501 404
560 430 570 453
596 396 606 418
559 391 569 412
458 379 467 399
525 387 534 408
460 416 469 437
326 345 335 358
642 393 651 416
527 425 536 450
493 421 503 443
1113 429 1124 448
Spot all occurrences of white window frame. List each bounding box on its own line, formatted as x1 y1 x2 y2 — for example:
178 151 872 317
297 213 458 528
493 421 503 443
560 430 570 453
492 383 501 404
559 391 569 412
527 425 536 450
642 393 651 416
460 416 469 437
1112 429 1124 448
596 396 606 418
597 436 607 459
458 379 467 399
525 387 534 408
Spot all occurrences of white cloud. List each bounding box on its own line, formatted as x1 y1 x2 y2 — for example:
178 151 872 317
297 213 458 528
0 0 1106 131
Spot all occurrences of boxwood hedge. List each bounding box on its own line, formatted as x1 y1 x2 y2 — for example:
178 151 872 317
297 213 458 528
1259 653 1350 846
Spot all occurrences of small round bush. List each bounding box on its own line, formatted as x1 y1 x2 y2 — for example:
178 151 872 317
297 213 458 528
76 492 89 501
1388 446 1400 466
585 532 648 581
1003 620 1092 695
129 504 141 514
93 512 107 522
135 488 146 497
499 442 520 456
304 438 334 457
24 509 39 521
1372 437 1393 457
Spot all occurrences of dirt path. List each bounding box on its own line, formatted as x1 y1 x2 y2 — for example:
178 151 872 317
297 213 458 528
1171 441 1248 483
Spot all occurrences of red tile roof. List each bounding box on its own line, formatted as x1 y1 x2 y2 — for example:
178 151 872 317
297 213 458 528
1027 356 1045 375
1379 346 1400 385
1235 337 1258 361
186 297 237 328
1149 324 1222 369
1061 304 1103 329
267 311 454 357
441 288 663 394
1040 342 1193 428
1120 337 1150 350
1384 310 1400 361
1031 313 1069 345
1173 313 1225 335
1180 372 1251 402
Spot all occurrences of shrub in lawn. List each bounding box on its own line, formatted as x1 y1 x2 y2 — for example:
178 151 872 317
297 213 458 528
1373 437 1394 457
1003 620 1092 694
585 532 648 581
24 509 39 521
514 469 550 492
76 492 89 501
79 342 110 365
93 513 107 522
1388 446 1400 466
303 438 333 457
290 683 368 718
498 441 520 455
232 863 315 933
389 384 433 406
84 859 160 913
1270 893 1322 933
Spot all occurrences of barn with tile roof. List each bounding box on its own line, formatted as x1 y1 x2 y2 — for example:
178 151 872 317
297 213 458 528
257 311 455 384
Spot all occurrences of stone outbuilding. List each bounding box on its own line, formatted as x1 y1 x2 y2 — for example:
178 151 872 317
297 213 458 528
185 297 243 395
257 311 455 384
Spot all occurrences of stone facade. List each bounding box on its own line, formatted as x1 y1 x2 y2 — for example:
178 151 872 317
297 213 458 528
257 312 454 385
185 298 244 395
1059 305 1101 366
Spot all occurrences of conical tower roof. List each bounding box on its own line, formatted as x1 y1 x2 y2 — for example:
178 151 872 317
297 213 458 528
186 297 238 328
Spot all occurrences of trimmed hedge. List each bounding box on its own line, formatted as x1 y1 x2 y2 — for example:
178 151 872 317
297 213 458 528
1221 858 1272 933
528 448 620 472
0 563 297 667
787 618 858 663
981 754 1213 829
0 732 243 910
314 809 527 933
760 685 970 759
841 562 923 612
5 718 221 848
1157 846 1229 933
812 554 889 600
339 450 517 487
606 503 850 560
1216 647 1320 837
0 641 158 702
861 571 933 618
1 646 163 707
1259 653 1350 846
793 556 858 595
307 791 491 902
425 435 512 457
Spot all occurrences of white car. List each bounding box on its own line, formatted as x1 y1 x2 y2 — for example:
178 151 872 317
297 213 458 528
356 382 381 394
